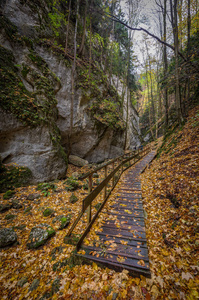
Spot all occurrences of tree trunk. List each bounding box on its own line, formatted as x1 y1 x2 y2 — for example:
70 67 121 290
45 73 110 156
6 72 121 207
70 0 79 137
170 0 184 124
89 17 92 79
163 0 169 130
65 0 71 55
186 0 191 113
78 0 88 56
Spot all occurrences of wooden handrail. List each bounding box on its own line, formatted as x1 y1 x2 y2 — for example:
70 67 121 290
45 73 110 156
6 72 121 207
66 145 151 250
78 151 136 180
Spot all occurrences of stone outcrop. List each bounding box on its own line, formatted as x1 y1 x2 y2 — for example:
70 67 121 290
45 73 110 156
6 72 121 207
0 110 67 182
26 224 55 249
0 0 141 182
69 155 88 167
0 228 18 248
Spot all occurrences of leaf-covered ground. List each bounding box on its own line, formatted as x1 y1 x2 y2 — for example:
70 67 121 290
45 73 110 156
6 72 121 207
0 105 198 299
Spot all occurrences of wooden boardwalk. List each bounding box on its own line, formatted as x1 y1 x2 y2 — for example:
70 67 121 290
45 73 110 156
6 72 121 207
76 151 156 278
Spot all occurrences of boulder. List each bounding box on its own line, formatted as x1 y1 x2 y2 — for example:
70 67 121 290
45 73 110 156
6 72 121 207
43 208 54 217
27 193 40 201
27 224 55 249
17 276 28 287
12 199 23 209
0 203 12 213
69 193 78 204
69 155 88 167
52 215 71 230
0 112 67 183
29 279 40 292
0 228 17 248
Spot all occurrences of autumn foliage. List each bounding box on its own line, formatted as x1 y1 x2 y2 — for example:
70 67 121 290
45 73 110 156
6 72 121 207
0 105 198 299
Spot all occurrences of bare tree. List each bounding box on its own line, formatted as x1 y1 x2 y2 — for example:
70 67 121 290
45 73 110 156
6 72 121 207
170 0 184 123
65 0 71 55
78 0 88 56
70 0 79 137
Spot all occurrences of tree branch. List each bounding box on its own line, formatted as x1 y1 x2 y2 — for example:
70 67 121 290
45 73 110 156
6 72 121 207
106 12 187 61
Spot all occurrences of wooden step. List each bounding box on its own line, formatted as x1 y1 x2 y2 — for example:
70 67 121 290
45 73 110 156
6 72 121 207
75 151 156 278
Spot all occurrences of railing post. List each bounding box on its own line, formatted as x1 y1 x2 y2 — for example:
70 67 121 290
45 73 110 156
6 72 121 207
104 165 107 200
112 161 115 187
87 174 92 224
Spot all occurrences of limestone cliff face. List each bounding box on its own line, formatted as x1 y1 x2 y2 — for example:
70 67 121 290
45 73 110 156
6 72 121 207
0 0 141 182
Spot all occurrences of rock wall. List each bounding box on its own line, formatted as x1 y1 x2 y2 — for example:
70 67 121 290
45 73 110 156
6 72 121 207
0 0 141 182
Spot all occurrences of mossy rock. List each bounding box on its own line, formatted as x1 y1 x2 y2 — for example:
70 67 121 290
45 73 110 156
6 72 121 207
0 228 18 248
69 193 78 204
5 214 16 220
3 190 15 200
0 203 12 213
63 234 81 245
65 176 79 191
83 183 88 190
17 276 28 287
0 164 32 193
29 278 40 292
24 206 32 214
27 193 40 201
43 208 54 217
52 215 72 230
12 199 23 209
27 224 55 249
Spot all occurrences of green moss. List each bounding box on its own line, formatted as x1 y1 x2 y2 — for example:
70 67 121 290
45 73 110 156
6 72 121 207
43 208 54 217
21 65 30 78
3 190 15 199
0 46 42 126
37 182 57 197
0 45 67 166
69 193 78 204
24 206 32 213
76 65 124 131
88 98 125 130
0 164 32 193
47 228 56 236
5 214 16 220
0 16 18 40
65 177 79 191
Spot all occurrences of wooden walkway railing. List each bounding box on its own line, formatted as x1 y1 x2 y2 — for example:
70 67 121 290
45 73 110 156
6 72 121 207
66 146 151 251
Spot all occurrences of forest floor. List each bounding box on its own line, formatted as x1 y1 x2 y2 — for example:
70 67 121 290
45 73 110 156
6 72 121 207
0 105 198 300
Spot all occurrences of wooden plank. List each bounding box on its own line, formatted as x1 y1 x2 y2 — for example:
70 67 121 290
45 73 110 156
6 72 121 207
99 228 146 239
105 211 145 218
77 252 150 271
102 223 145 232
105 219 145 227
82 245 149 261
97 230 147 241
76 253 151 277
94 235 148 248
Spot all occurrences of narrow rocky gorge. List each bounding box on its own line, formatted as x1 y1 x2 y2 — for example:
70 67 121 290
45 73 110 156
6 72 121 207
0 0 141 182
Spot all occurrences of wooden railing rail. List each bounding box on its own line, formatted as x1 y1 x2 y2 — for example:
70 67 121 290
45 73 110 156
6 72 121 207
78 151 136 181
66 145 151 250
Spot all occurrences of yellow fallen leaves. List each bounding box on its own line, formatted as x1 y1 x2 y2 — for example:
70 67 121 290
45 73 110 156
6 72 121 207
140 106 199 300
120 240 128 245
116 256 125 263
137 260 145 266
1 107 199 299
124 209 132 214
